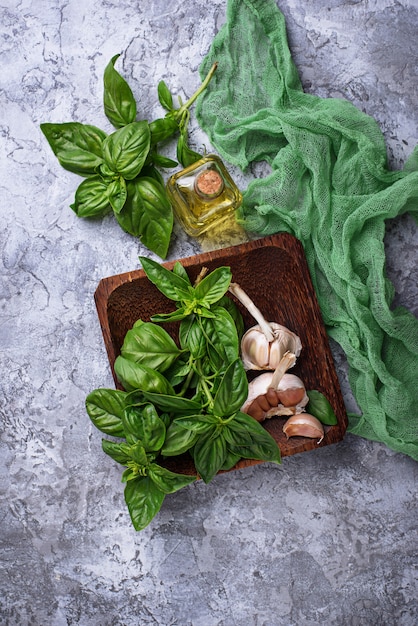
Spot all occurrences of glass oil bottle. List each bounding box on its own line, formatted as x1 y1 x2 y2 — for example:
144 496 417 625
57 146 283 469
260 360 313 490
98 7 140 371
166 154 243 237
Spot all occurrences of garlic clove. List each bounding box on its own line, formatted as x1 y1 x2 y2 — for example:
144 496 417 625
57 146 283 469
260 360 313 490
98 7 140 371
241 372 274 414
276 373 308 408
241 327 270 370
282 413 325 443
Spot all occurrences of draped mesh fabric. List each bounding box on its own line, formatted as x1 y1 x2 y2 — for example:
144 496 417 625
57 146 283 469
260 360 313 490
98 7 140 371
196 0 418 460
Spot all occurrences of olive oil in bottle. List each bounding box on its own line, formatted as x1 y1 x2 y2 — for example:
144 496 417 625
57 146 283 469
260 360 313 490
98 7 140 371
166 154 243 237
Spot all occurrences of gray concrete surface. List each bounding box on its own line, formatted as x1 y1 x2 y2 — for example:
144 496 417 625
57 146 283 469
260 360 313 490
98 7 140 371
1 1 417 624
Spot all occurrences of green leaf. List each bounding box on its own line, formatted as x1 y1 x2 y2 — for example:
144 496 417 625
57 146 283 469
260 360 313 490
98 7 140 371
213 359 248 417
150 307 188 323
140 165 165 187
141 392 201 415
150 153 178 169
306 390 338 425
200 308 240 364
176 132 202 168
174 414 220 433
102 439 132 465
149 117 178 144
162 422 199 456
139 256 192 301
114 356 174 394
85 388 127 437
157 80 174 111
123 405 166 452
102 121 150 180
226 412 281 465
179 317 206 358
107 175 127 213
148 464 196 494
40 122 106 176
217 296 245 338
163 358 192 388
70 176 111 218
172 261 191 284
193 429 227 483
120 321 182 371
130 441 148 466
221 450 241 471
103 53 137 128
194 266 232 306
124 476 165 531
115 178 173 259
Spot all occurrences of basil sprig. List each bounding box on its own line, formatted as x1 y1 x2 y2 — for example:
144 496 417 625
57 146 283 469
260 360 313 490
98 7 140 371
41 55 217 258
86 261 281 531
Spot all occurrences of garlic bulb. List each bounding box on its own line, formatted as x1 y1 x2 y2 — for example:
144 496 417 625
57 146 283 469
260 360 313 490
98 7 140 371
282 413 324 443
241 323 302 370
228 282 302 370
241 353 307 422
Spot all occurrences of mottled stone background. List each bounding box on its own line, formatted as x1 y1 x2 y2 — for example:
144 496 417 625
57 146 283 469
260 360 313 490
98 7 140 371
1 1 417 624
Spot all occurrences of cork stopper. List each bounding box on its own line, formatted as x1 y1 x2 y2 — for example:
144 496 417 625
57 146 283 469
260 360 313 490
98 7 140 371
195 168 224 198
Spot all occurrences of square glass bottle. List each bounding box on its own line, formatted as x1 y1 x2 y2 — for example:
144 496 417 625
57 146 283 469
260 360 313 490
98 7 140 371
166 154 243 237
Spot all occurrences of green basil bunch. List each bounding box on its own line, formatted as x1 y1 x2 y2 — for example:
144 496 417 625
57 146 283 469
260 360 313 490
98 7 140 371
86 260 281 531
41 55 217 258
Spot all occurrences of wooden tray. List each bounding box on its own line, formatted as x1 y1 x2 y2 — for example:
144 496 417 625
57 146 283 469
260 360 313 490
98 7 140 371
94 234 348 474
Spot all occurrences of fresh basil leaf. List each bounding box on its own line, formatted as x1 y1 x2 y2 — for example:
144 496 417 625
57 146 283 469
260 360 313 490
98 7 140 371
114 356 174 394
102 440 132 465
306 390 338 425
213 359 248 417
174 414 220 433
121 467 137 483
102 121 150 180
124 476 165 531
107 175 127 213
226 412 281 465
172 261 191 284
120 321 182 372
163 358 192 388
162 422 199 456
139 256 192 301
176 132 202 168
157 80 174 111
130 441 148 466
221 450 241 471
115 178 173 259
141 392 201 414
123 405 166 452
179 317 206 358
40 122 106 176
103 54 137 128
194 266 232 306
85 388 127 437
150 308 189 323
116 176 173 258
149 117 178 144
151 153 178 169
216 297 245 338
140 165 165 187
201 308 239 364
70 176 111 218
193 430 227 484
148 464 196 494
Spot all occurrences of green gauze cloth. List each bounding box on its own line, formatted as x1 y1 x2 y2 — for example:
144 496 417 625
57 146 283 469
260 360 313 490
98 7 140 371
196 0 418 460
